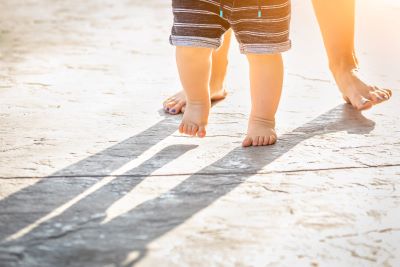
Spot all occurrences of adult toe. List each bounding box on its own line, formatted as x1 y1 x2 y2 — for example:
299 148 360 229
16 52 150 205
384 88 393 97
163 100 171 111
375 87 391 100
163 97 172 107
169 100 185 114
369 91 384 104
165 100 177 111
373 87 389 101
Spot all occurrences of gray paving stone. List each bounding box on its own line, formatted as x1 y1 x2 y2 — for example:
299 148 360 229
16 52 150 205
1 0 399 266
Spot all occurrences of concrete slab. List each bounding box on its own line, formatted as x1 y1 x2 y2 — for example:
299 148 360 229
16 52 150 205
1 0 399 266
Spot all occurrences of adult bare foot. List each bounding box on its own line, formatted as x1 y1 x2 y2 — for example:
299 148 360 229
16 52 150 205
242 116 277 147
333 68 392 111
163 88 227 115
179 99 211 138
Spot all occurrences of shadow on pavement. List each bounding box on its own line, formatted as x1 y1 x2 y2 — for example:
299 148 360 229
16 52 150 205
0 104 375 267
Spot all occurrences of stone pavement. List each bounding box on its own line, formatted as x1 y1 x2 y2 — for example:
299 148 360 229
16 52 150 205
0 0 399 266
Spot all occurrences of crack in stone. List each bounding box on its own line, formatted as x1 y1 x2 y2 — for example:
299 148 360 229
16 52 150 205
327 243 382 263
260 185 289 194
351 250 376 262
1 163 400 179
325 227 400 240
350 183 369 189
288 72 332 83
173 134 242 138
0 144 32 153
200 134 242 138
24 82 51 87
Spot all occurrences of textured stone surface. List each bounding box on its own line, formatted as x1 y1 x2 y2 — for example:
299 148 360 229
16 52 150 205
1 0 400 266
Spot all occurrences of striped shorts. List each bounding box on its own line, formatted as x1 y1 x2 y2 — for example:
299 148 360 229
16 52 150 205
170 0 291 54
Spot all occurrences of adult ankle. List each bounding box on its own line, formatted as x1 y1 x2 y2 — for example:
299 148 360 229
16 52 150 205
329 58 358 76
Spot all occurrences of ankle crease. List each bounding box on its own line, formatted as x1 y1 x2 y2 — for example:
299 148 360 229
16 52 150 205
250 115 276 128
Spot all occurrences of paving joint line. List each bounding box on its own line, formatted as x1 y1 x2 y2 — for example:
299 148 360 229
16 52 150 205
1 163 399 180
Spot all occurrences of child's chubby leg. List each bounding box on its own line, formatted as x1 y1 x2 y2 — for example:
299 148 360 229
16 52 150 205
227 0 289 147
164 30 232 115
242 53 284 147
176 46 213 138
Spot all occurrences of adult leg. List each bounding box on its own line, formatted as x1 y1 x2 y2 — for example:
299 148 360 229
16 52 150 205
312 0 392 110
163 29 232 114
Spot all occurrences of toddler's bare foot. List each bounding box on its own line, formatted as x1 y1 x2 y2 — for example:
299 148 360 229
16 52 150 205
163 88 227 115
179 99 210 138
333 68 392 111
242 116 277 147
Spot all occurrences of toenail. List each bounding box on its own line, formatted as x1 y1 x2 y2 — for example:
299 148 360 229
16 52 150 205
171 109 176 113
166 107 170 111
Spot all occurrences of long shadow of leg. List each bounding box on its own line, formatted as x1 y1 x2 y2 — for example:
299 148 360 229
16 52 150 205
1 144 196 243
0 116 179 241
118 105 376 266
0 105 376 267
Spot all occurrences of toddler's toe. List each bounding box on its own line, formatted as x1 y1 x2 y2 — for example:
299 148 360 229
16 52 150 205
258 136 265 146
197 126 206 138
263 136 270 146
191 125 199 136
242 136 252 147
253 136 260 146
269 135 277 145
